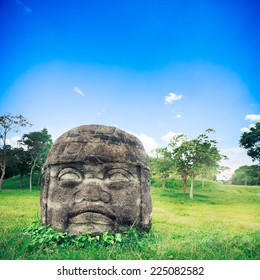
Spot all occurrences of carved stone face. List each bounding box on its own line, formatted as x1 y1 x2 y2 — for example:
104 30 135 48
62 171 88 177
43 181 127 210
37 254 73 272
41 125 152 235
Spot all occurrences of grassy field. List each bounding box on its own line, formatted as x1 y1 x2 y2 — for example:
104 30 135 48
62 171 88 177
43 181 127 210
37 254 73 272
0 178 259 260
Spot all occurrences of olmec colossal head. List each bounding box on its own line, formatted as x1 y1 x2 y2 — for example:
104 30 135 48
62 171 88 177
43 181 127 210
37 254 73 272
41 125 152 235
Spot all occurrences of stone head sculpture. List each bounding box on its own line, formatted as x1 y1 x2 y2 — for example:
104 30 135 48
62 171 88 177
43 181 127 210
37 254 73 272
41 125 152 235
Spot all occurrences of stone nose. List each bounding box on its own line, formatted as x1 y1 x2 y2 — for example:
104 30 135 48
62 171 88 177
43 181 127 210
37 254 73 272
75 181 111 203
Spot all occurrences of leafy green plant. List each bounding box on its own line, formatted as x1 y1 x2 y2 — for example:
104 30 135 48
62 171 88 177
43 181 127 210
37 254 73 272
23 221 125 249
102 231 122 245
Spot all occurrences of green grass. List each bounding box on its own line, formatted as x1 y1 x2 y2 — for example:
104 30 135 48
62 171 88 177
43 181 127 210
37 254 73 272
0 178 259 260
2 174 41 190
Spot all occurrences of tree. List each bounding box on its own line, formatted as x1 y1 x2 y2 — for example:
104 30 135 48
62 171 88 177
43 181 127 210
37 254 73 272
150 148 173 188
19 128 53 192
0 145 17 178
175 137 202 199
197 138 227 187
167 134 190 194
0 146 30 188
0 113 31 190
167 129 225 198
13 147 31 188
186 129 225 198
232 165 260 185
240 122 260 165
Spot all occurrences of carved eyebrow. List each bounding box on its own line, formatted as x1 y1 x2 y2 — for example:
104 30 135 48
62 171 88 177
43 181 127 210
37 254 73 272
58 168 82 181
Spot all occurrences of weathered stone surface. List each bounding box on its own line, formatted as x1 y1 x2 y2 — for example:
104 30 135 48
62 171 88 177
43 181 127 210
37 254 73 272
41 124 152 235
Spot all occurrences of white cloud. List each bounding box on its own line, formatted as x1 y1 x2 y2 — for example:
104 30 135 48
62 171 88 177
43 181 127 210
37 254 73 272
16 0 32 14
6 136 21 147
176 114 182 118
129 133 159 155
245 114 260 121
25 6 32 14
161 131 181 144
240 127 250 133
217 147 255 180
164 92 183 104
73 86 85 97
138 133 160 155
240 124 256 133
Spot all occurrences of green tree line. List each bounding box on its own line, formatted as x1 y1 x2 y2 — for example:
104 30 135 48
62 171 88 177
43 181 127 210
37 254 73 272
150 129 228 199
231 165 260 185
0 113 52 191
1 113 260 192
238 122 260 185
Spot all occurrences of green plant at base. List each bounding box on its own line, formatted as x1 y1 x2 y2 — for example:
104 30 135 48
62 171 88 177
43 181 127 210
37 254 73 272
23 221 135 249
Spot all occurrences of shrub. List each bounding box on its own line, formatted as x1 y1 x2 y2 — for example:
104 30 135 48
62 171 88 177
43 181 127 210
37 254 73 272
23 222 124 249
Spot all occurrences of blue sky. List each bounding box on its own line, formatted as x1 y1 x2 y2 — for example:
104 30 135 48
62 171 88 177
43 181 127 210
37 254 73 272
1 0 260 177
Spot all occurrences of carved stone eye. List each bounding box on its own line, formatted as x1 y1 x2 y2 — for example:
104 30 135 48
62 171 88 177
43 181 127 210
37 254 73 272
106 169 132 183
58 168 82 182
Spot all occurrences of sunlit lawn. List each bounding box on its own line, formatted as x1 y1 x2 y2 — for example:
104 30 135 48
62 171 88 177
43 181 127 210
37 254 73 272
0 180 259 260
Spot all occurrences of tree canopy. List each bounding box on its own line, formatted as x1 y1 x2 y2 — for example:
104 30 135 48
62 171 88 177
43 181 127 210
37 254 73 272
150 149 173 188
232 165 260 185
240 122 260 165
151 129 226 198
19 128 53 192
0 113 31 189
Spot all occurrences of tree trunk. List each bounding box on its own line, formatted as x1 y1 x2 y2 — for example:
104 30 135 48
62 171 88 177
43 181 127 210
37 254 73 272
30 167 33 192
19 175 23 189
190 173 195 199
162 177 166 188
37 173 42 187
0 162 6 191
202 177 205 188
29 158 37 192
0 132 7 191
181 173 187 194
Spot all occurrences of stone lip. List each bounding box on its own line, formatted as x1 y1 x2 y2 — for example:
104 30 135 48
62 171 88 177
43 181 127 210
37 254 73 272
69 203 116 222
68 211 116 235
69 212 114 225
